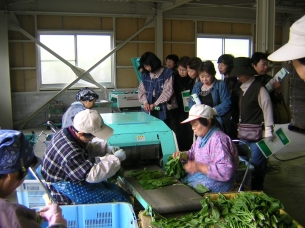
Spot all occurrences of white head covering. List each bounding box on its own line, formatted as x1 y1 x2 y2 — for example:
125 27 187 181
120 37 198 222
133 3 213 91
181 104 214 124
268 16 305 61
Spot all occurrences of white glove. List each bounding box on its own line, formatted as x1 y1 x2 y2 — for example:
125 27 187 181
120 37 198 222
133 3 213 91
86 155 121 183
106 145 120 154
114 149 126 161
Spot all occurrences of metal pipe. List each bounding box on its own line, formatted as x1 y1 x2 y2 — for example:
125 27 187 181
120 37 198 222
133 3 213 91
46 121 58 133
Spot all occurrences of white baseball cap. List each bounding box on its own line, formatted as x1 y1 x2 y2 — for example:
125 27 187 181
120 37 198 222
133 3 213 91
268 16 305 61
73 109 114 140
181 104 214 124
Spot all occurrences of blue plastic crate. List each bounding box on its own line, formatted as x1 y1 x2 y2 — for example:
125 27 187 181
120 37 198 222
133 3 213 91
39 203 138 228
16 179 47 208
16 166 47 208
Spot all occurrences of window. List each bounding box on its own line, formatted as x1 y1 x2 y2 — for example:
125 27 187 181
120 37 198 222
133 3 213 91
38 31 114 89
197 35 252 79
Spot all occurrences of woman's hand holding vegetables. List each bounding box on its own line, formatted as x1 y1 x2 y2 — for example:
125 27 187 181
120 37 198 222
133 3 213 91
172 151 181 159
38 204 67 226
184 160 208 175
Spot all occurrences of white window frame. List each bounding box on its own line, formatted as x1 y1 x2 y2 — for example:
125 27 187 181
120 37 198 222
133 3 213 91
37 30 115 90
197 34 253 80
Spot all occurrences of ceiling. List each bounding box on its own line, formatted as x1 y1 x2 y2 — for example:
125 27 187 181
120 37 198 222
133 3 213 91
1 0 305 24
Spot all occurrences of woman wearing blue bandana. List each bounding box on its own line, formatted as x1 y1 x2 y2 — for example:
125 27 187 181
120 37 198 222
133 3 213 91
0 130 67 228
172 104 239 193
61 87 99 128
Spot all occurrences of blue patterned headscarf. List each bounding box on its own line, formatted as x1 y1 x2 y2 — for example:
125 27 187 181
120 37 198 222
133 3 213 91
76 87 99 102
0 130 36 174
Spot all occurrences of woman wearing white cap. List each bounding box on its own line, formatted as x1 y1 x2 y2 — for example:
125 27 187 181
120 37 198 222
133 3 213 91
42 109 130 205
172 104 239 193
268 15 305 81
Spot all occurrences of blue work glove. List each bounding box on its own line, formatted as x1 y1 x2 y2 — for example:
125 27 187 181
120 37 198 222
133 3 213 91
114 149 126 161
106 145 120 154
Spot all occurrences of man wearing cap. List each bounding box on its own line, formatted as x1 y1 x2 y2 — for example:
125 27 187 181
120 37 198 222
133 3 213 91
61 87 99 128
172 104 239 193
229 57 274 191
41 109 130 205
0 130 67 228
268 15 305 82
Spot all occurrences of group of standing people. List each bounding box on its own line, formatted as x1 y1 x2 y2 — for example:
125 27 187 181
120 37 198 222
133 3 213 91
137 49 287 192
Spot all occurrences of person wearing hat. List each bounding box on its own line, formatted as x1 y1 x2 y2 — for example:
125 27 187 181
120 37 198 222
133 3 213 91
172 104 239 193
41 109 130 205
268 15 305 82
229 57 274 191
61 87 99 128
0 130 67 228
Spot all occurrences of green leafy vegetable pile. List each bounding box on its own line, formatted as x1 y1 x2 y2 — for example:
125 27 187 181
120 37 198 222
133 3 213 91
165 154 187 180
150 192 299 228
138 177 177 190
128 168 176 190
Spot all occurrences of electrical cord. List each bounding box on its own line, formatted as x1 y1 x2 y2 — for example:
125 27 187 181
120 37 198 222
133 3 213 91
266 153 305 175
272 153 305 162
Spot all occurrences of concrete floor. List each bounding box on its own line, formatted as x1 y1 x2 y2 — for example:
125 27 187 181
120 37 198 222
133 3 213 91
7 124 305 227
264 124 305 227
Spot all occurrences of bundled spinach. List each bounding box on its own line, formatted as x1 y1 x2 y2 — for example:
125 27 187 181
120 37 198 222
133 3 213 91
138 177 177 190
165 154 187 180
151 192 299 228
128 168 176 190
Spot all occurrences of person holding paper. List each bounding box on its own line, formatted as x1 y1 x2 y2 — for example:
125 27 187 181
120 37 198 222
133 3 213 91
251 52 291 124
170 56 194 151
251 52 282 99
229 57 274 191
268 15 305 82
186 57 202 91
189 61 231 132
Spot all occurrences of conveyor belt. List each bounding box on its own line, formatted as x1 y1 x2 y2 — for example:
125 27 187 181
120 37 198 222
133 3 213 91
123 165 203 214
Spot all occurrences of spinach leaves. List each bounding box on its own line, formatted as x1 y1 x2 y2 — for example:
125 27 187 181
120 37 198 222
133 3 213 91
128 168 176 190
151 192 299 227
